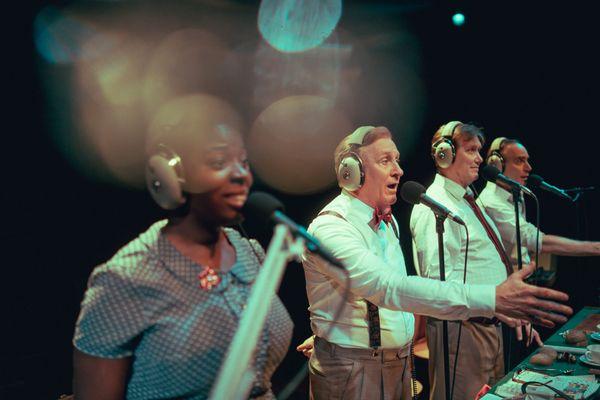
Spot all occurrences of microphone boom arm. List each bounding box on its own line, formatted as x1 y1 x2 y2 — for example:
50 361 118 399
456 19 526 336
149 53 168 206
209 224 306 400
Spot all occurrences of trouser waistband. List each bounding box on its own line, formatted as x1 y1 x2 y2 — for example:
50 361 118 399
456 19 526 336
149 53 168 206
468 316 501 326
427 316 501 326
314 336 410 361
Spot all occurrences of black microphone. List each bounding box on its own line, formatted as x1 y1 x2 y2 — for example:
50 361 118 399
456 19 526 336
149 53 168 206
527 174 572 201
481 165 534 197
400 181 465 226
243 192 345 269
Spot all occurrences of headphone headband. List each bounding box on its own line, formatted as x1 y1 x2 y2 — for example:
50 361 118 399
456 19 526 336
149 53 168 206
347 125 375 146
440 120 463 140
157 144 185 182
489 136 507 154
486 136 508 172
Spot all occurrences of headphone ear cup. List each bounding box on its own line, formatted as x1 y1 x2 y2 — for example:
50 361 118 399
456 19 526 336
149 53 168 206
434 140 455 169
337 154 364 191
486 152 505 172
145 154 186 210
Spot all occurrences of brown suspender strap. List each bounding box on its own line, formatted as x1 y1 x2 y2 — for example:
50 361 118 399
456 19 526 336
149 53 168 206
317 210 396 349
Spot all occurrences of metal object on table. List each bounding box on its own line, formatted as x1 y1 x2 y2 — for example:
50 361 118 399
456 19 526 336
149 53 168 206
557 352 578 363
544 344 587 355
517 366 575 376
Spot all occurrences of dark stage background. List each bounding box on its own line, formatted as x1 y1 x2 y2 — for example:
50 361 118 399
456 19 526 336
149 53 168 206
3 1 599 398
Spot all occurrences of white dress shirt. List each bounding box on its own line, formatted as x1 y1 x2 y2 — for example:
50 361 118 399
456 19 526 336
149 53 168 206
478 181 544 265
302 190 496 350
410 174 508 286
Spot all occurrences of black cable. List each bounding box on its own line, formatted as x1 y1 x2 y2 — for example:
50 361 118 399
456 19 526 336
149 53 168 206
237 222 266 264
450 223 469 400
533 194 540 278
410 341 417 400
279 267 351 400
520 381 575 400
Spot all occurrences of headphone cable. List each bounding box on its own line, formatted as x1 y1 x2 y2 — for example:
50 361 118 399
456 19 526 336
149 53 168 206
450 222 469 400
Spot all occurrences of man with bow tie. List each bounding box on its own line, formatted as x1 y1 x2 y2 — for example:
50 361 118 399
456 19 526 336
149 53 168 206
301 125 571 400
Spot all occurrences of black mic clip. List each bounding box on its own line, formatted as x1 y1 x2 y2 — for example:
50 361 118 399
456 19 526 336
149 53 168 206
524 268 556 288
563 186 596 193
563 186 595 202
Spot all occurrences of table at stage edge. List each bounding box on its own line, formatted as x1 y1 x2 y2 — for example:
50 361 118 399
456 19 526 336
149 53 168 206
489 306 600 399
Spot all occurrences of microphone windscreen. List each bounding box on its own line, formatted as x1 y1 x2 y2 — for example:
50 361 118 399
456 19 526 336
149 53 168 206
482 164 501 182
400 181 426 205
243 191 285 223
527 174 543 188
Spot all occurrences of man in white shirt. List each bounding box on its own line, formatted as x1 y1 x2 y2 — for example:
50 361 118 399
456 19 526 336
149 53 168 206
479 137 600 266
410 121 532 400
302 125 571 400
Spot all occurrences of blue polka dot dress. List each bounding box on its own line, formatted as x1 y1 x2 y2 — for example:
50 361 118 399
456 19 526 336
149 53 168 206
74 221 293 399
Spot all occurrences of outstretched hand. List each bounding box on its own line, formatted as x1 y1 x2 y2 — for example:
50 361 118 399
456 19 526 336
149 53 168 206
495 264 572 328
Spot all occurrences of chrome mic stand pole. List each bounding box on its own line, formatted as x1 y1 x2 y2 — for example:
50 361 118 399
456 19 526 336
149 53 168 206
507 186 525 372
209 224 305 400
435 213 451 400
512 187 523 270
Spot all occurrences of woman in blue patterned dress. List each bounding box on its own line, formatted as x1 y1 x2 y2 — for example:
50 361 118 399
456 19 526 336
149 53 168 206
72 95 293 400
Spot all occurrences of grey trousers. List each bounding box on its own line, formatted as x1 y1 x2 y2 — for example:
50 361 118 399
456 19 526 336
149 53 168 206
426 319 504 400
308 336 412 400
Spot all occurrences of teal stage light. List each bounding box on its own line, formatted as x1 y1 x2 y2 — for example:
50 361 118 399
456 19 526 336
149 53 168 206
452 13 465 27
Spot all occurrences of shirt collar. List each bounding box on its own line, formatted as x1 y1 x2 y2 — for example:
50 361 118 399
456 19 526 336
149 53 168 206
433 173 472 200
341 189 377 225
484 181 515 203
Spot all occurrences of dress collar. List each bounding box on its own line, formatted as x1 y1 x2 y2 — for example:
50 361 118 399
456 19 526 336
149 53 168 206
154 224 255 292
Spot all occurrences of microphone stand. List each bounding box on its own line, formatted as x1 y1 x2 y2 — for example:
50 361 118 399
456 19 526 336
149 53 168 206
512 187 524 271
209 224 306 400
564 186 595 239
564 186 595 203
505 186 526 372
435 213 451 400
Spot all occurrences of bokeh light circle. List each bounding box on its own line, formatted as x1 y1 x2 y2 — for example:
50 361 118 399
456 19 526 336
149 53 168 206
34 6 101 64
143 29 230 116
258 0 342 53
248 95 352 194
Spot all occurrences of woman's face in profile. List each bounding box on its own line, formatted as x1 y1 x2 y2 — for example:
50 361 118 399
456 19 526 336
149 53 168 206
186 128 253 225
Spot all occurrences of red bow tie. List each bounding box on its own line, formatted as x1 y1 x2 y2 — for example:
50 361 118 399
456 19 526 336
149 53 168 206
374 207 392 226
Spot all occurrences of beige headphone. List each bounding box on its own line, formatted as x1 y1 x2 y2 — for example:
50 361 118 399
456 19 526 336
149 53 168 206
145 144 187 210
336 126 374 191
431 120 462 169
486 136 508 172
